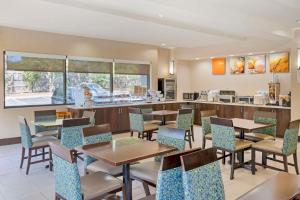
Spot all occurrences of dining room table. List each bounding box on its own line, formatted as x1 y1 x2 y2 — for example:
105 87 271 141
238 172 300 200
75 137 177 200
231 118 274 167
32 118 64 129
147 110 178 125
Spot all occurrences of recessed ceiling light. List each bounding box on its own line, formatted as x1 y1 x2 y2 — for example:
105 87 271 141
158 13 164 18
195 57 200 60
161 43 166 47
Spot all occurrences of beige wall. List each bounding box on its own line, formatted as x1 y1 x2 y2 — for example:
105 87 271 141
175 60 192 100
187 58 291 96
0 26 170 139
291 30 300 120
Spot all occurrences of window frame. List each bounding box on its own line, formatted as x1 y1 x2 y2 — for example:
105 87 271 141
3 51 67 109
3 51 151 109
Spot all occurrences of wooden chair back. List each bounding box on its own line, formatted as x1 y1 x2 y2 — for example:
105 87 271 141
62 117 90 128
82 124 111 137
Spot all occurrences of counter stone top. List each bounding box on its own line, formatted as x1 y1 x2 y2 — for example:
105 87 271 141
68 100 290 110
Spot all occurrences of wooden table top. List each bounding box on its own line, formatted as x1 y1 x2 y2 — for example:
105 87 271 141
33 119 64 127
150 110 178 116
238 172 300 200
232 118 273 132
75 137 177 166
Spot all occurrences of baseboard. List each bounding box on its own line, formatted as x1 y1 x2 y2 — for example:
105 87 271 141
0 137 21 146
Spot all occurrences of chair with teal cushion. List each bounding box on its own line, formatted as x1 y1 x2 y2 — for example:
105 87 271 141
61 118 90 150
129 107 158 140
180 148 225 200
251 119 300 175
245 111 277 142
82 124 122 176
18 116 57 175
211 117 253 179
165 109 193 148
141 108 162 125
180 104 196 142
131 127 186 196
50 142 122 200
34 110 58 137
139 148 202 200
200 110 217 149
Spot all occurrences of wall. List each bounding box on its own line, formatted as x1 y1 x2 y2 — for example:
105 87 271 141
175 60 192 100
188 58 291 96
0 26 170 139
291 30 300 120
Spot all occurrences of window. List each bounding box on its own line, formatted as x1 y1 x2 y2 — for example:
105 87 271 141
4 51 151 108
114 61 150 101
67 57 113 104
4 52 65 108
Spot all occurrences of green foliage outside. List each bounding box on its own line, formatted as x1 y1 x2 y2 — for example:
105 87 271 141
90 74 110 89
23 72 41 92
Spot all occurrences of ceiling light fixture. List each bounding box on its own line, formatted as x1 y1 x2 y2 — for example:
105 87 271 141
161 43 166 47
229 54 234 57
195 57 200 60
248 53 254 55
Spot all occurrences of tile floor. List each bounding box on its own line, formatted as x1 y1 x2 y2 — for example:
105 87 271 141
0 125 298 200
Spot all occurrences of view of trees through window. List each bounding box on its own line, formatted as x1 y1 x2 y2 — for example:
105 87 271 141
4 52 150 108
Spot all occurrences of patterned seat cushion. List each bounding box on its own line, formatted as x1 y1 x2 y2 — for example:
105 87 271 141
80 171 122 200
130 160 161 185
244 132 274 142
144 120 162 125
86 160 123 176
32 136 58 147
251 140 283 154
235 139 254 151
144 123 159 132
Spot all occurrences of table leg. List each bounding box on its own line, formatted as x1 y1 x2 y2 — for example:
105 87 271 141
238 129 245 163
123 164 132 200
162 116 166 125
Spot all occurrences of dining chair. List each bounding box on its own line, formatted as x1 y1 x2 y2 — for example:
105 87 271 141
164 109 193 148
251 119 300 175
200 110 217 149
82 110 96 126
18 116 57 175
141 108 162 125
131 127 186 196
210 117 253 180
180 148 225 200
49 142 122 200
139 148 202 200
129 107 159 140
34 110 58 137
180 104 195 142
61 118 90 150
245 111 277 142
82 124 122 176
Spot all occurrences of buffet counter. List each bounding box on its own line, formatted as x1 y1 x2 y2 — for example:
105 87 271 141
68 100 290 137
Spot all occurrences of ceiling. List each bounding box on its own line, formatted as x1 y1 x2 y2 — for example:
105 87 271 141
0 0 300 48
